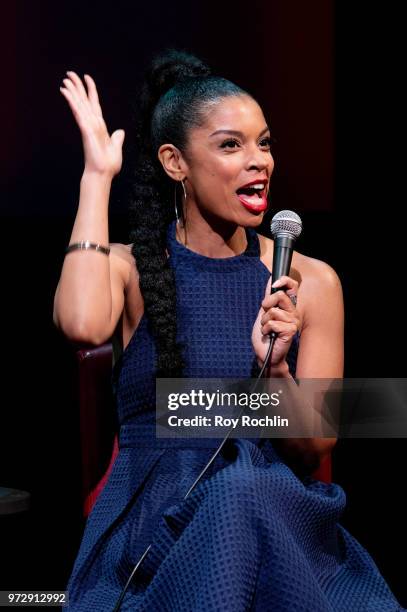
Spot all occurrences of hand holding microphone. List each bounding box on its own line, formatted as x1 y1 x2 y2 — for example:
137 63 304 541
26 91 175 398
251 210 303 374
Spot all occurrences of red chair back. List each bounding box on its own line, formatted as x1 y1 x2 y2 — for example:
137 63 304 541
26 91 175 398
76 344 119 517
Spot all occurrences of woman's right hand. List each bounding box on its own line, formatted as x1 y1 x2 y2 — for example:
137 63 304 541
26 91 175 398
60 71 125 178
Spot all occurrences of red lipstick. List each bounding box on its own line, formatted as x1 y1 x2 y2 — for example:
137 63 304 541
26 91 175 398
236 178 268 213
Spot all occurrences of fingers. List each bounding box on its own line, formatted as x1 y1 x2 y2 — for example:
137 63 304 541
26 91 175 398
260 308 300 336
261 318 298 339
60 72 92 129
261 307 294 326
84 74 103 118
262 275 299 311
61 77 81 107
272 275 298 298
66 70 89 102
111 129 125 147
60 71 103 122
59 83 85 127
260 275 300 336
59 70 124 176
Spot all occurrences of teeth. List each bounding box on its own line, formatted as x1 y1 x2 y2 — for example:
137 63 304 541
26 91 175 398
239 183 264 190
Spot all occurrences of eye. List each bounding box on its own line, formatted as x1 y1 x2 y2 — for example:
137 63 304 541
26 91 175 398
259 136 273 149
220 139 240 149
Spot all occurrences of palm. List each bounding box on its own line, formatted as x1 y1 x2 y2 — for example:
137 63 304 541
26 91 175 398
60 71 124 177
81 116 123 176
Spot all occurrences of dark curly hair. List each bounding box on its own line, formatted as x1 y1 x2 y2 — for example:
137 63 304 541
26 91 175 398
128 49 251 377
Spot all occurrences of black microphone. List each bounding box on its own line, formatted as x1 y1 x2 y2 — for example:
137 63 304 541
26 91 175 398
269 210 303 338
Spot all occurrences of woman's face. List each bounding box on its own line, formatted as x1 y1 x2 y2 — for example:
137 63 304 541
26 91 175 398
184 94 274 227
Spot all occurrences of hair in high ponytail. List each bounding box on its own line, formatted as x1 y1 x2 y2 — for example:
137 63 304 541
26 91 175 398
128 49 250 377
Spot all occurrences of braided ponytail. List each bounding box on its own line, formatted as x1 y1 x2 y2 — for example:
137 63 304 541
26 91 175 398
128 49 249 377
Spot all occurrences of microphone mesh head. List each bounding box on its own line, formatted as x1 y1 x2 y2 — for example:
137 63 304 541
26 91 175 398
270 210 302 239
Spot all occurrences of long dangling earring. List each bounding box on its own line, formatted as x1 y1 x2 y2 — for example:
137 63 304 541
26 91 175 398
174 181 180 224
174 179 187 227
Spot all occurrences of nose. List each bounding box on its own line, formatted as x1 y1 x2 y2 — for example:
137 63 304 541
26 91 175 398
245 143 273 173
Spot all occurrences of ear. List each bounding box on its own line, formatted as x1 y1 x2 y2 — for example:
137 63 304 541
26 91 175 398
157 144 188 181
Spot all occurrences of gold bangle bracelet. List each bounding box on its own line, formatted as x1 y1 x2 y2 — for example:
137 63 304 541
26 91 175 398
65 241 110 256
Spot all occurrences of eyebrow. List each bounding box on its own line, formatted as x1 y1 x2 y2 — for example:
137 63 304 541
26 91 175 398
209 126 271 138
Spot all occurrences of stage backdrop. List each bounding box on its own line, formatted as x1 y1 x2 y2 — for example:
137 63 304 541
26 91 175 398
1 0 405 605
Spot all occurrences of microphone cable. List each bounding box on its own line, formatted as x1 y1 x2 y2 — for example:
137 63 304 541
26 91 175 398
112 337 275 612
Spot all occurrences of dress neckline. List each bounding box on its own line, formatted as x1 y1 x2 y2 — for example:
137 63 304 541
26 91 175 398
166 220 260 270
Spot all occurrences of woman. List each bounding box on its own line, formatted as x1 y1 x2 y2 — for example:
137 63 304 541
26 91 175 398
54 50 402 611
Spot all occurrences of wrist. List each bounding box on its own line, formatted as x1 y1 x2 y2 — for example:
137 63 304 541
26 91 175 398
81 168 115 184
79 170 113 209
265 360 290 378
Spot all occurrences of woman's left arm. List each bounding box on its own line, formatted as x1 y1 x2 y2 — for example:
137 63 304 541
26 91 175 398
295 259 344 379
290 260 344 462
252 258 344 474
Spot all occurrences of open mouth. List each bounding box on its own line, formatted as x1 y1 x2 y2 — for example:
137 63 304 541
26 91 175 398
236 185 266 202
236 183 268 211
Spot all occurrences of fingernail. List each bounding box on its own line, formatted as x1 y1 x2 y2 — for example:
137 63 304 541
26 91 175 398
272 279 281 288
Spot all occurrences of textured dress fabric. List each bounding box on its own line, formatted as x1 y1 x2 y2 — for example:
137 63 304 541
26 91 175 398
66 220 403 611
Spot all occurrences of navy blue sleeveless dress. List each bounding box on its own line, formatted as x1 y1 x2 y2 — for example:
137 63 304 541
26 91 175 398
66 220 403 611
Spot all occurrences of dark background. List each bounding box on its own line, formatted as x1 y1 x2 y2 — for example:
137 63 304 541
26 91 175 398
1 0 405 606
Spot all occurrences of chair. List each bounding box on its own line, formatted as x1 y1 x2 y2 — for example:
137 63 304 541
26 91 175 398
76 343 119 517
76 344 332 517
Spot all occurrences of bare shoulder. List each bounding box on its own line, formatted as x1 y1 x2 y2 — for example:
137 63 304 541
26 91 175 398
258 234 344 379
294 251 342 293
257 232 342 292
258 232 343 334
295 255 343 314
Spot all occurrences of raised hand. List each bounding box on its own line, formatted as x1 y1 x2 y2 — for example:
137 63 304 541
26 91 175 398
60 71 125 177
251 275 301 373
